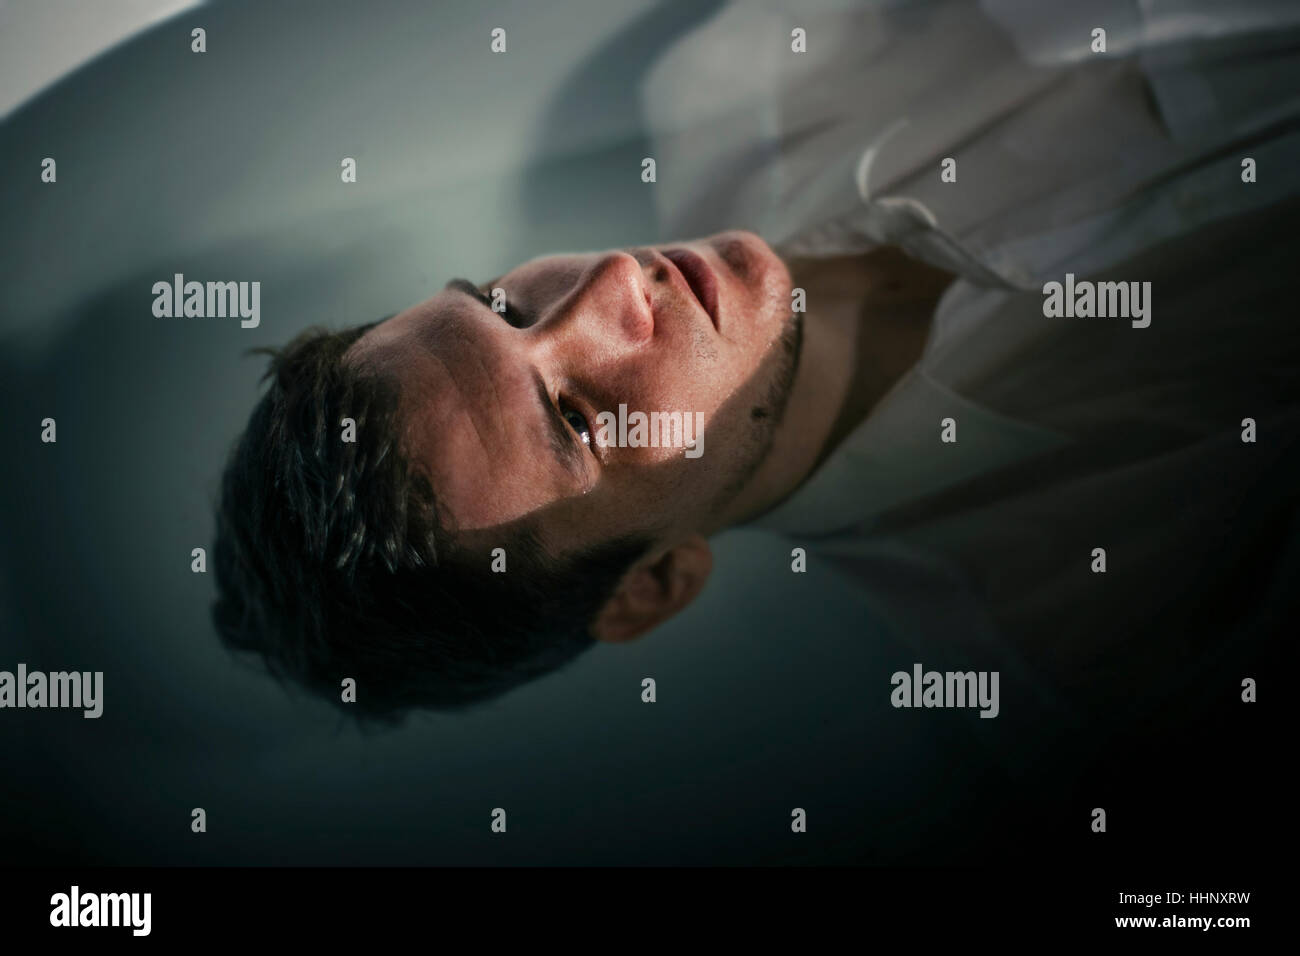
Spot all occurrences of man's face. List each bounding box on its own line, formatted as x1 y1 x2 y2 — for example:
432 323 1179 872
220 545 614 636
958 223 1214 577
346 229 799 555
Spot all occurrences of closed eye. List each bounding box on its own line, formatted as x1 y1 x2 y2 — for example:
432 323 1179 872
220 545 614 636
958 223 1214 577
446 277 528 327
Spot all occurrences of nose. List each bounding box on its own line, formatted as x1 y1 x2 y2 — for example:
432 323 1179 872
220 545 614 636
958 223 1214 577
537 252 654 354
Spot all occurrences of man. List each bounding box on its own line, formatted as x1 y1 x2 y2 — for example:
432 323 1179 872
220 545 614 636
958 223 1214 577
213 0 1299 728
212 230 948 717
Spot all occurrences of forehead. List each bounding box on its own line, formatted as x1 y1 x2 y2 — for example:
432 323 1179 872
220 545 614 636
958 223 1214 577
347 290 586 532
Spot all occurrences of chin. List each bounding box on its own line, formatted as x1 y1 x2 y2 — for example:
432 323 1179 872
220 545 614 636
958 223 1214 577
708 230 782 286
708 231 791 334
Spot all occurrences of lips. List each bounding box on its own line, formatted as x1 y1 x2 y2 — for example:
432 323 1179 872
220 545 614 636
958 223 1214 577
663 248 719 330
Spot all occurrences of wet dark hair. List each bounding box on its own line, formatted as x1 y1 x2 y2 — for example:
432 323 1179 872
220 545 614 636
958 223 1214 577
211 322 649 726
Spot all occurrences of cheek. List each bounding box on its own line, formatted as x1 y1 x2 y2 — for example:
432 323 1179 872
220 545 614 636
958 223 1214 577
621 365 732 418
591 404 711 463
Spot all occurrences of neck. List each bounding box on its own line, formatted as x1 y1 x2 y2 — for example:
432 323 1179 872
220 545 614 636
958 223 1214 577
714 245 954 531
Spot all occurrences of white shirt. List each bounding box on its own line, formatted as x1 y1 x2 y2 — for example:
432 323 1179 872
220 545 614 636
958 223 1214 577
639 0 1300 536
639 0 1300 764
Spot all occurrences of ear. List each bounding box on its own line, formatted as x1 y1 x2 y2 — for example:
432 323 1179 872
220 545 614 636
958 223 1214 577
591 534 713 643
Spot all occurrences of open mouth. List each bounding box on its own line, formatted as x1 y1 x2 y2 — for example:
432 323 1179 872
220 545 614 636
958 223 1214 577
663 248 719 331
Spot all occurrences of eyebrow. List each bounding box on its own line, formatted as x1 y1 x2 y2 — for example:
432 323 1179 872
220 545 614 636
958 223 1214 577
532 370 590 490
